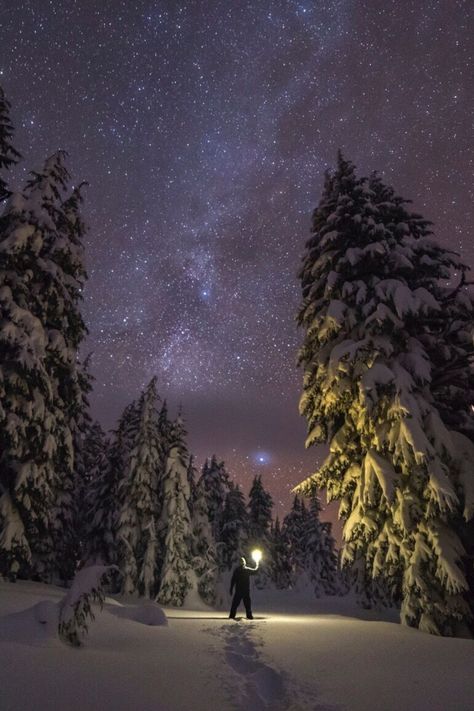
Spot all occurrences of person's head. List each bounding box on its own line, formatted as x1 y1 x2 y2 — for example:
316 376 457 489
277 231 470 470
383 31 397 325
240 556 246 567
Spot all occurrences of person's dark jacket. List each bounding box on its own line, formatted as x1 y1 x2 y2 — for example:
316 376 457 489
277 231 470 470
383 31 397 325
230 564 258 595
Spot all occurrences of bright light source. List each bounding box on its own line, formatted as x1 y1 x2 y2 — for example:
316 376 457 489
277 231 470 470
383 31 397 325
251 549 262 563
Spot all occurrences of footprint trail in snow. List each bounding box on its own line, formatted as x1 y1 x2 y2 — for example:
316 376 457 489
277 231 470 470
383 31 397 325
208 620 338 711
223 622 285 710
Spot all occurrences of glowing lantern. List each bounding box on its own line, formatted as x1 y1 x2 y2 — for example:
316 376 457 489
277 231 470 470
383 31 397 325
251 549 262 563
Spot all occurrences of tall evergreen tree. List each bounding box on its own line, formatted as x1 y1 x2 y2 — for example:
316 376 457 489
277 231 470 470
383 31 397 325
0 186 51 579
44 179 89 582
157 416 193 606
83 421 113 564
158 399 172 455
302 495 339 596
116 378 161 597
191 476 218 604
295 153 474 635
0 151 87 581
199 455 231 543
71 355 94 566
368 172 474 441
220 482 249 570
248 475 273 543
84 400 139 575
157 399 172 514
0 85 22 573
247 475 273 587
186 454 197 515
270 516 292 589
0 84 21 203
280 496 307 586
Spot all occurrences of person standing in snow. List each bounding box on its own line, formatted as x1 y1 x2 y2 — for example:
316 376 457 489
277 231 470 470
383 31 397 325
228 556 259 619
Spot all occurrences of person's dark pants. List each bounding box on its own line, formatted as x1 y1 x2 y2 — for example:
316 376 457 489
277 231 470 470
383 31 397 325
229 590 253 619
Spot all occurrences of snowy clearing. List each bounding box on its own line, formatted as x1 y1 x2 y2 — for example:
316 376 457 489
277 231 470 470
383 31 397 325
1 581 473 711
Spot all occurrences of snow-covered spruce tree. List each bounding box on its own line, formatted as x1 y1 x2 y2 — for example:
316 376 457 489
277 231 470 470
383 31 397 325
187 454 197 515
158 399 172 456
82 421 114 564
367 174 474 613
248 475 273 543
43 180 90 583
84 402 140 577
70 355 94 568
117 378 162 598
157 416 193 606
0 91 37 579
0 84 21 203
247 475 273 586
191 476 218 604
295 153 474 635
220 482 249 570
368 172 474 441
0 152 87 581
280 495 307 586
199 455 232 543
157 399 172 515
302 494 339 596
270 516 293 589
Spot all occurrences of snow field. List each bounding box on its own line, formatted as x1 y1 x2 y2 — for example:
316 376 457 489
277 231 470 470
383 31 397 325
1 581 474 711
0 581 228 711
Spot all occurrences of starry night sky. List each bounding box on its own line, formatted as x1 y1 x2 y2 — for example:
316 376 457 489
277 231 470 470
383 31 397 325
1 1 473 523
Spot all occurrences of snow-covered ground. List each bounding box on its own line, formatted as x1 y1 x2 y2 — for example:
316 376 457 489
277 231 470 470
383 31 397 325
1 580 473 711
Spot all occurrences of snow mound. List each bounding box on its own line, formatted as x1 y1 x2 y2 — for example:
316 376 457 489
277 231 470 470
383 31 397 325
0 599 59 646
108 601 168 626
34 599 59 625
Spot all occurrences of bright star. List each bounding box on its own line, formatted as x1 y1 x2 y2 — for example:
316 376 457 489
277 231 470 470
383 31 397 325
254 452 271 465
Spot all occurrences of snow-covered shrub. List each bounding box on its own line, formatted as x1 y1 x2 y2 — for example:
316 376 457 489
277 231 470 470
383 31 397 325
58 565 115 647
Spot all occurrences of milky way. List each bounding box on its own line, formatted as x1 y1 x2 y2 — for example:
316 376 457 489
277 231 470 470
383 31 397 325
1 1 473 524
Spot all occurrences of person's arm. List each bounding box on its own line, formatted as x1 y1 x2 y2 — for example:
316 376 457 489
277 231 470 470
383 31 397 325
246 562 259 575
